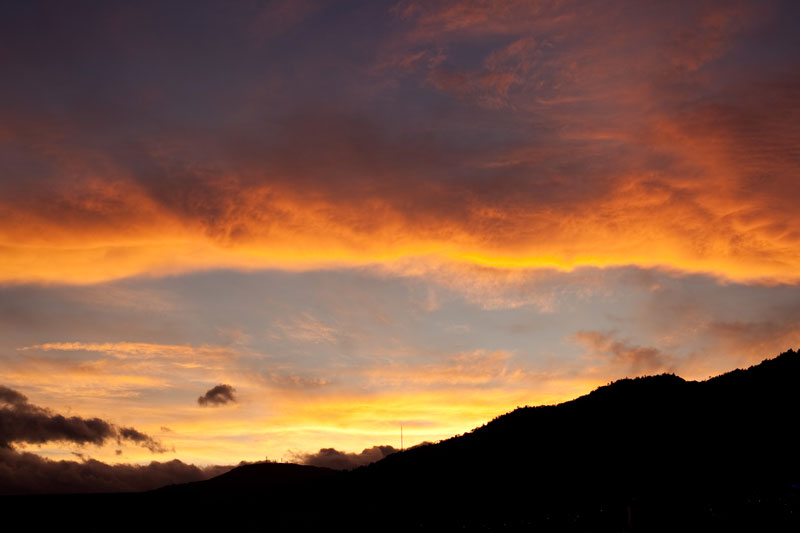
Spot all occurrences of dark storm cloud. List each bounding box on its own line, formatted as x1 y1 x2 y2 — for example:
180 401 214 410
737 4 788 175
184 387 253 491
0 385 166 452
292 445 397 470
0 447 231 494
197 384 237 406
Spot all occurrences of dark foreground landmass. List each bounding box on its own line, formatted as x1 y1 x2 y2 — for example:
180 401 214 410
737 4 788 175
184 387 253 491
5 350 800 531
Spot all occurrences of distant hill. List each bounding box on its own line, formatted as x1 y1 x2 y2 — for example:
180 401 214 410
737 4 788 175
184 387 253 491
157 461 338 493
6 349 800 531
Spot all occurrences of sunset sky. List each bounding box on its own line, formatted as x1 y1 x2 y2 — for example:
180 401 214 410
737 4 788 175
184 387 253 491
2 0 800 474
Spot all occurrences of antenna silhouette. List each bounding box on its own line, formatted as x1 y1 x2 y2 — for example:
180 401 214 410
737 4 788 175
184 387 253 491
400 423 403 451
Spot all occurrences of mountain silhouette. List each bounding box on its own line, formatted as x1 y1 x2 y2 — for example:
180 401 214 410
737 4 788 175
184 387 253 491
6 349 800 531
157 461 338 493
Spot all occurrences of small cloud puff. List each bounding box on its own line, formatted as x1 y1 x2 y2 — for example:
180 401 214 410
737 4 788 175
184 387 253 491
197 384 237 407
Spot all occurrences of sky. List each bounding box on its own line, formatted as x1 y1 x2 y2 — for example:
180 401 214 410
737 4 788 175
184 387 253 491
1 0 800 481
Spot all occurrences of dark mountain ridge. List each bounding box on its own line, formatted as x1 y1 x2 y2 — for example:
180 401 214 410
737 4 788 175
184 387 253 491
360 349 800 480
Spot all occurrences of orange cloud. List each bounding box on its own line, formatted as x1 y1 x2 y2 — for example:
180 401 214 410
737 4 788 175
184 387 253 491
0 1 796 287
1 159 799 285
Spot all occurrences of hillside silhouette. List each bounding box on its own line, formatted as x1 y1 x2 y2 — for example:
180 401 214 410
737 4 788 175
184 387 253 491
157 462 338 493
6 349 800 531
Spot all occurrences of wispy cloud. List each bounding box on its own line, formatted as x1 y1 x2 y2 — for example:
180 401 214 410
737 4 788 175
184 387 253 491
20 342 236 360
362 350 527 389
272 313 339 344
572 331 674 377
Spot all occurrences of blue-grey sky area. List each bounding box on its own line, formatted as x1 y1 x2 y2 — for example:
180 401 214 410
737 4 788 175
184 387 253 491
2 265 799 464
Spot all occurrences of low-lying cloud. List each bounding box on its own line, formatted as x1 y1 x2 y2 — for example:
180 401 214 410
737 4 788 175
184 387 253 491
0 385 166 452
0 447 230 494
197 384 237 406
292 445 398 470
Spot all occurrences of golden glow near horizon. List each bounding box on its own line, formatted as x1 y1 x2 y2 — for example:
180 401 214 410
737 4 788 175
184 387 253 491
11 362 606 466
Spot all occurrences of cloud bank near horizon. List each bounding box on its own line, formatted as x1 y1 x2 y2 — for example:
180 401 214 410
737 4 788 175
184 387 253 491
0 447 230 494
0 385 166 453
292 445 399 470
